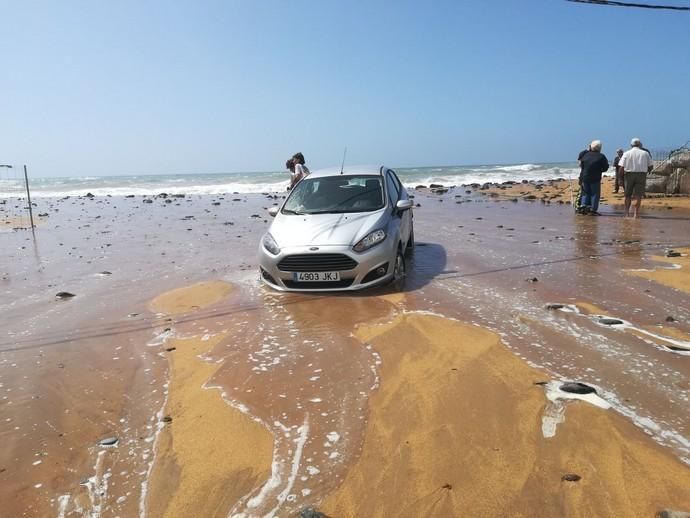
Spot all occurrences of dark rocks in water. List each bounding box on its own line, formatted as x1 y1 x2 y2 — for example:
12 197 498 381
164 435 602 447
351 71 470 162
250 214 261 218
533 381 548 386
232 198 242 201
666 250 682 257
429 183 443 189
98 437 118 447
665 316 676 322
300 507 327 518
545 303 564 310
38 212 49 217
142 198 153 204
432 188 448 194
561 473 581 482
173 193 186 198
414 185 427 190
560 382 596 395
526 277 538 283
162 416 173 423
165 347 176 352
85 192 95 198
523 195 537 200
125 194 135 198
510 198 518 203
475 217 483 220
598 317 623 326
56 292 76 299
223 221 234 225
211 202 221 206
164 199 172 204
157 193 168 198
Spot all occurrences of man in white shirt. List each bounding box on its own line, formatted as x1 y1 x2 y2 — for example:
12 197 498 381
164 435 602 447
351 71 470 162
619 137 654 218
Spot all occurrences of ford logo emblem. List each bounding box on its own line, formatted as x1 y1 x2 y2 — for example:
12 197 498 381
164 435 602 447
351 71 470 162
309 247 319 251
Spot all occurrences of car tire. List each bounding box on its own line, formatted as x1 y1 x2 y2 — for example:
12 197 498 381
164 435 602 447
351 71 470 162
392 248 406 291
405 224 415 256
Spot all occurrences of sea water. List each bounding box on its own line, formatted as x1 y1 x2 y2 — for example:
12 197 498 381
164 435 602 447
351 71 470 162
0 162 581 198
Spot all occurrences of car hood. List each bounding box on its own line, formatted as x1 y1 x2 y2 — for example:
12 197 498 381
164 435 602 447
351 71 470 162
269 210 386 247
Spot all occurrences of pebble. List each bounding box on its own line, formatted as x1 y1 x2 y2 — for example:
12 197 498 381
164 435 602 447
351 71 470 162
561 473 581 482
55 292 76 299
560 382 596 395
598 317 623 326
98 437 118 447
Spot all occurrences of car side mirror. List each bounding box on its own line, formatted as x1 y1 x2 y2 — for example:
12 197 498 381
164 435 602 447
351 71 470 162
268 206 279 217
396 199 413 211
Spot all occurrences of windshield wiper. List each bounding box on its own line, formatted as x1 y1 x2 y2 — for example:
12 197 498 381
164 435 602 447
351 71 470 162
282 208 304 215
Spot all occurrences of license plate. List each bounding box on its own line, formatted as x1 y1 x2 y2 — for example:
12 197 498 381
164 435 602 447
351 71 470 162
293 271 340 282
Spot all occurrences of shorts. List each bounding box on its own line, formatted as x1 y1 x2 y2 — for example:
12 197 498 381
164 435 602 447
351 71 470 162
624 172 646 198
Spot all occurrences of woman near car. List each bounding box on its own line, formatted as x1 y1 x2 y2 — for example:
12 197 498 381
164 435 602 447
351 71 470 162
286 152 310 190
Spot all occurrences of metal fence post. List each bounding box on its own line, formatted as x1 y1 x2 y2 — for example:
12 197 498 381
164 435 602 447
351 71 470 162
23 165 35 228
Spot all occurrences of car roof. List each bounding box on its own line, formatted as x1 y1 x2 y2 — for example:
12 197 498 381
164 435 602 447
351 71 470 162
307 165 385 179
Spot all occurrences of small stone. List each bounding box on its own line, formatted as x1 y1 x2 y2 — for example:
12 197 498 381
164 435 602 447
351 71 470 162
99 271 112 275
300 507 327 518
55 292 76 299
545 303 564 310
527 277 538 283
561 473 581 482
666 251 681 257
98 437 118 447
165 347 176 352
598 317 623 326
666 316 676 322
560 382 596 395
162 416 173 423
657 510 690 518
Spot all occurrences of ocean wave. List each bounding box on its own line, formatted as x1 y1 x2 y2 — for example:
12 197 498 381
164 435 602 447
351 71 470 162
0 163 584 198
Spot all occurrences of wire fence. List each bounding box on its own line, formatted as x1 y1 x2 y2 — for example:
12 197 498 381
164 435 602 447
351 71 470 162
0 164 33 231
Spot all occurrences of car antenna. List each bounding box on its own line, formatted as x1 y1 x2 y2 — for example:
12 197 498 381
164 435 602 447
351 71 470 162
340 147 347 174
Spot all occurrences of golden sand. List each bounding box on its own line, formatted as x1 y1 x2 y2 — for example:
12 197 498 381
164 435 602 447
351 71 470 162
627 248 690 295
479 177 690 211
321 313 690 517
146 282 273 518
148 280 234 315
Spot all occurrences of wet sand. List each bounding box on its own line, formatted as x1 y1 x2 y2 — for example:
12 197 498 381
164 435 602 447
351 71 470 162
1 184 689 517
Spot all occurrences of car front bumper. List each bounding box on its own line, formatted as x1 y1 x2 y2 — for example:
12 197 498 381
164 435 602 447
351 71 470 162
258 241 397 292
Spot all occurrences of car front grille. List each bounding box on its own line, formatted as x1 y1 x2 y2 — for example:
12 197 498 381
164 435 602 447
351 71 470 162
283 279 354 289
277 253 358 272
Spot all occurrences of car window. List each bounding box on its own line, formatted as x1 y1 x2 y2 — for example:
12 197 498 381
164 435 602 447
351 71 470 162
282 175 384 214
386 171 400 206
389 169 403 194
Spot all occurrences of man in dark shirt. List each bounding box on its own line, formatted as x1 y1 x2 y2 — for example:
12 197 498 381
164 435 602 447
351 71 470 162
579 140 609 215
575 144 590 213
613 148 624 193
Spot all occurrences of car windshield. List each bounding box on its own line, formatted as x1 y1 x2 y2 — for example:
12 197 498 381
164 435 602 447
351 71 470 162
282 175 385 215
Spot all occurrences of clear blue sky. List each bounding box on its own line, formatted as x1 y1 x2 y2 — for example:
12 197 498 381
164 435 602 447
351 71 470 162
2 0 690 177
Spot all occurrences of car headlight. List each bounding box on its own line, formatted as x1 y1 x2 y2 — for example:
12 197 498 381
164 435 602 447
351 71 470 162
262 233 280 255
353 229 386 252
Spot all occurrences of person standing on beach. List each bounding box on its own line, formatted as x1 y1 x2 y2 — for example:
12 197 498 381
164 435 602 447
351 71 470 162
293 152 310 182
578 140 609 215
613 148 624 193
286 158 295 190
620 137 654 218
575 144 591 213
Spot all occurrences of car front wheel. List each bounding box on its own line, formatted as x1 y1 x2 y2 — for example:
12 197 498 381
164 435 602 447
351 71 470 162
392 248 406 291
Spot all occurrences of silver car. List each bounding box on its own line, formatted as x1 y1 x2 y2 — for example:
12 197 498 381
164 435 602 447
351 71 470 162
259 165 414 291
